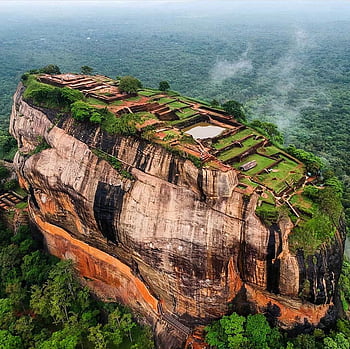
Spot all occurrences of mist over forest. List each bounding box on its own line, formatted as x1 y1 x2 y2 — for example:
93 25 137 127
0 0 349 197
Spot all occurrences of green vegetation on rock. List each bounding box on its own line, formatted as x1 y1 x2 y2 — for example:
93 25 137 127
255 202 279 226
118 76 142 94
222 100 246 122
23 75 83 110
158 81 170 92
29 136 51 156
288 184 343 255
71 100 107 123
92 149 134 180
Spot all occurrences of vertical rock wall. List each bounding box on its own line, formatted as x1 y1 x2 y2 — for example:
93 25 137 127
10 84 345 347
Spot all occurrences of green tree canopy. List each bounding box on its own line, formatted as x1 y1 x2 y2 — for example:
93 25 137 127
222 100 246 121
81 66 94 75
39 65 61 75
250 120 284 144
25 83 83 110
70 101 106 123
245 314 271 349
0 165 10 180
119 76 142 93
158 81 170 91
286 145 323 175
205 312 248 349
0 330 23 349
211 99 220 107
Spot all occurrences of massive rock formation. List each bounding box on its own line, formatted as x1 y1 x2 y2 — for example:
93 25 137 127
10 83 345 348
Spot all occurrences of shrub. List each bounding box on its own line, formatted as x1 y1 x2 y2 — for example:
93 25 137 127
101 112 140 135
0 165 10 180
92 149 134 180
39 64 61 75
59 88 84 107
289 213 335 254
29 137 51 155
303 186 319 200
187 154 202 168
70 101 106 123
159 81 170 92
119 76 142 93
286 145 323 175
4 179 17 191
71 101 94 121
255 203 279 226
24 78 83 110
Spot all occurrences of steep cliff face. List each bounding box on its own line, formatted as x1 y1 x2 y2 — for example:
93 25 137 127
10 84 345 347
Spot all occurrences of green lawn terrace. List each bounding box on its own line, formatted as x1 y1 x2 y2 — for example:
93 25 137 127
36 73 306 201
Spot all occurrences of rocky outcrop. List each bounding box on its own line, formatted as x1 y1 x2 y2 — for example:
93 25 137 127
10 83 345 348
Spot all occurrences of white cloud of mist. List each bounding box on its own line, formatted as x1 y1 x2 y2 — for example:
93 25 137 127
250 27 326 136
210 46 253 83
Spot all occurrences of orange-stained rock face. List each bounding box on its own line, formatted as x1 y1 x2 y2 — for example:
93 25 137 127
32 211 159 314
10 84 345 348
244 284 330 327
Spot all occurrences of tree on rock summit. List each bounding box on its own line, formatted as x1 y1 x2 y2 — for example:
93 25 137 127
159 81 170 92
119 76 142 94
81 66 94 75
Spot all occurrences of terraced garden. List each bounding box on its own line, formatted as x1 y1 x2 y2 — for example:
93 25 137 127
232 154 276 176
290 191 318 216
31 72 307 203
256 156 304 194
217 136 263 162
167 101 189 110
138 89 160 97
213 128 257 150
157 97 176 104
176 108 198 119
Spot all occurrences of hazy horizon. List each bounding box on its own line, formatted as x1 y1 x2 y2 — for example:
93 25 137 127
1 0 349 149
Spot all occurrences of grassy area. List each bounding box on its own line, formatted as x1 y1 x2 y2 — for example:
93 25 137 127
157 97 175 104
217 136 262 162
125 96 142 102
169 114 200 127
290 191 318 216
86 97 108 106
179 96 211 106
166 90 180 97
176 107 198 119
232 153 276 176
110 100 124 106
138 89 159 97
256 157 304 194
167 101 189 110
261 190 275 205
259 145 280 156
133 111 154 119
163 130 180 141
15 201 28 209
213 128 258 150
239 176 260 188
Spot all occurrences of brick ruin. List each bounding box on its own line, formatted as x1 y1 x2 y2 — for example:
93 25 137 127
38 73 307 216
